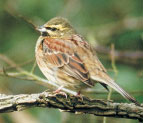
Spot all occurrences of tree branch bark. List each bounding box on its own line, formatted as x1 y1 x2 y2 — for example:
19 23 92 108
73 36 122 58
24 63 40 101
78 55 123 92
0 92 143 122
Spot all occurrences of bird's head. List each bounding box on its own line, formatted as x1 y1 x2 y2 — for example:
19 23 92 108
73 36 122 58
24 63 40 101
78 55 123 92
37 17 76 38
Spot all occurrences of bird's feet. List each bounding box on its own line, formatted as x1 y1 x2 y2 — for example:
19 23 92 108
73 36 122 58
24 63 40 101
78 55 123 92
53 86 68 98
75 91 84 101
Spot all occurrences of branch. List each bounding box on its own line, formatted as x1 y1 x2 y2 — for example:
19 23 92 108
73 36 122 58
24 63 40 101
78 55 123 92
0 92 143 121
95 45 143 65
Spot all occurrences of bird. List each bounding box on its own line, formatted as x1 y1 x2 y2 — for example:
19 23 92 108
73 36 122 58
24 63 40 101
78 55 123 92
35 17 140 106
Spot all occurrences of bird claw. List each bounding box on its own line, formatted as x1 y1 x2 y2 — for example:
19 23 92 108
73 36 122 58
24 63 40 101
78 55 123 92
75 91 84 101
53 86 68 99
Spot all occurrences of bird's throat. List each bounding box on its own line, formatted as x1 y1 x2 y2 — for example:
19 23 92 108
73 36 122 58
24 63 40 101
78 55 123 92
42 32 49 37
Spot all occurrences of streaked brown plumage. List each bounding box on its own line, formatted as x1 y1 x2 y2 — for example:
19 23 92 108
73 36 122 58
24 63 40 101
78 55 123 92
35 17 140 106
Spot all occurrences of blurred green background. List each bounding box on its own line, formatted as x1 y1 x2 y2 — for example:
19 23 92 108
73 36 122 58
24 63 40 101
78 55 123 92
0 0 143 123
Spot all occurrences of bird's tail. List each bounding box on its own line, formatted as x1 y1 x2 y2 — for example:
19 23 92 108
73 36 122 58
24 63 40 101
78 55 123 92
91 74 140 106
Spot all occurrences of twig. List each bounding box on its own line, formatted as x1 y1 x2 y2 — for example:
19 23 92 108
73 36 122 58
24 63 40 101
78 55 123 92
0 59 34 72
1 71 143 95
5 7 37 30
95 45 143 65
85 89 143 95
0 92 142 121
0 54 23 71
1 69 143 96
30 60 37 74
103 44 118 123
110 44 118 76
0 70 77 95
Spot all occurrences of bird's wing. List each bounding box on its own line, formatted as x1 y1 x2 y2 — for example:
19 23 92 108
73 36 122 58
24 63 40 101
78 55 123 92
41 36 94 87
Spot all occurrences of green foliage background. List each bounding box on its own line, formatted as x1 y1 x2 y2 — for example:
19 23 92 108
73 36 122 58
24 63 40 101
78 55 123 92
0 0 143 123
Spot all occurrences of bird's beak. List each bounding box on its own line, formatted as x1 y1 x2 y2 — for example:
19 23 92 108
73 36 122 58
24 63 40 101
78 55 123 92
36 26 47 32
36 26 49 36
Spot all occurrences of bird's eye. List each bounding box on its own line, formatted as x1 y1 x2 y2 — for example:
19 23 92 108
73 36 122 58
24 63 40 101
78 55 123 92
51 27 57 31
46 27 57 31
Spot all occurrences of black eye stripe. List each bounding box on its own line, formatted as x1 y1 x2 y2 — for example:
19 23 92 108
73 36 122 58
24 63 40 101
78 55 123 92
45 27 57 31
